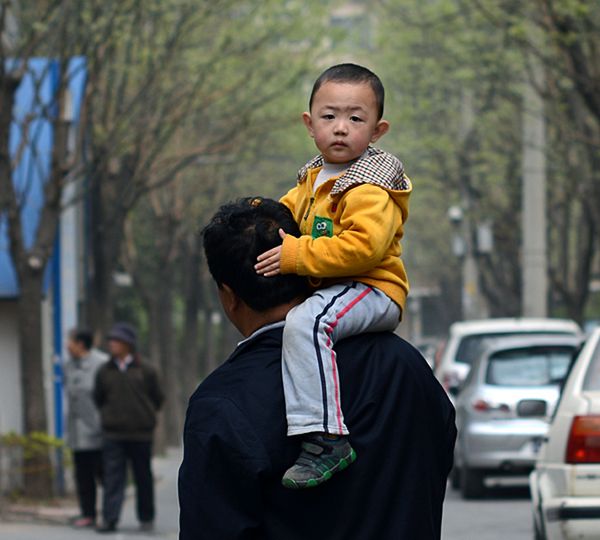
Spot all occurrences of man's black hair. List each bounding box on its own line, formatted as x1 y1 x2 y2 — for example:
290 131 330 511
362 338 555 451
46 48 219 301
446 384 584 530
70 327 93 350
202 197 309 312
309 63 385 120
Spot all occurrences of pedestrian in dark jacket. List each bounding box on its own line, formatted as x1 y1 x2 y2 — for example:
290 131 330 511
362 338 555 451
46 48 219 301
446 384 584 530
94 322 164 534
178 197 456 540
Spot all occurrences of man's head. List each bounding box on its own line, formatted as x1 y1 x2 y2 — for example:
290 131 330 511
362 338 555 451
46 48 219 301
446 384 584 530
203 197 308 318
303 63 389 164
107 322 137 357
67 328 93 359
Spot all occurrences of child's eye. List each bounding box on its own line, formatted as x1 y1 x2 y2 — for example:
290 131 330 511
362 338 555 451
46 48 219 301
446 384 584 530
322 114 335 120
350 116 363 122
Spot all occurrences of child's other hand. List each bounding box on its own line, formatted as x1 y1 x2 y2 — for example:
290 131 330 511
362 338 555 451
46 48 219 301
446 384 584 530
255 229 286 277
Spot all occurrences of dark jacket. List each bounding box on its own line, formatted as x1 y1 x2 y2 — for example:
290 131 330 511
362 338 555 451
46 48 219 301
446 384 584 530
94 356 164 441
178 327 456 540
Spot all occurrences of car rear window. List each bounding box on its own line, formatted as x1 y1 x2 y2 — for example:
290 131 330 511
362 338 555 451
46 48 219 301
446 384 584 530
582 340 600 390
455 331 575 366
486 347 574 386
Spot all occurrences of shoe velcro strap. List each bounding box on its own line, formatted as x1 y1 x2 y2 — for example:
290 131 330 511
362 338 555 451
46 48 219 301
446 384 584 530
301 441 325 455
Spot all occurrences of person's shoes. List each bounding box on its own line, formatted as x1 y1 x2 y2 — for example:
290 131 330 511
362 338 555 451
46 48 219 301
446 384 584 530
140 521 154 532
96 521 117 533
72 516 95 528
282 434 356 489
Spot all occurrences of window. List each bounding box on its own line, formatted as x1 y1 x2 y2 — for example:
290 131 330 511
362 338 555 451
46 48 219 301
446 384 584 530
455 331 575 366
582 341 600 391
485 347 574 387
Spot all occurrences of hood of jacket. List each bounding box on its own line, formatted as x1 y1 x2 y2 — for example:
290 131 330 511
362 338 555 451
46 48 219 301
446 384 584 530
296 146 411 200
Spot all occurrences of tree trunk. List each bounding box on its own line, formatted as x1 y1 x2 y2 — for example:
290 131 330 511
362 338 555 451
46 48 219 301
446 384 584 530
145 269 184 449
145 296 166 454
18 270 53 498
87 173 126 343
180 235 203 400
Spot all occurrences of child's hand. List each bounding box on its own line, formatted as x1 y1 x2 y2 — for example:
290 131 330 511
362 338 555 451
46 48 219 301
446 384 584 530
255 229 287 277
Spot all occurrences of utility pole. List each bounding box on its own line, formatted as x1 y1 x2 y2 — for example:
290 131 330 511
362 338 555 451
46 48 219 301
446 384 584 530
521 49 548 317
457 89 488 321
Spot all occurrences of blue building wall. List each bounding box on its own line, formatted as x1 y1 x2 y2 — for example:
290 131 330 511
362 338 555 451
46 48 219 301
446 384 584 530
0 57 86 298
0 58 86 448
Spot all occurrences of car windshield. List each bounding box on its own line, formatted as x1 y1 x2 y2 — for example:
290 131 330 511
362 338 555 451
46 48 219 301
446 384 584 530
485 347 574 386
455 331 574 366
582 340 600 390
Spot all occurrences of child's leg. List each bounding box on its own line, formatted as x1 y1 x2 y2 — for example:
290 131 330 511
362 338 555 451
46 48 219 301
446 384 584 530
282 281 400 437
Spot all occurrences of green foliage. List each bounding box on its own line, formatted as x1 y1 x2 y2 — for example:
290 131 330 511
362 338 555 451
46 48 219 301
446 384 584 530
1 431 64 460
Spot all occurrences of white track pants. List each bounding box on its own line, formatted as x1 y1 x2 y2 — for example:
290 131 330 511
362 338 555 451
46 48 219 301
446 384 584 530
282 282 400 436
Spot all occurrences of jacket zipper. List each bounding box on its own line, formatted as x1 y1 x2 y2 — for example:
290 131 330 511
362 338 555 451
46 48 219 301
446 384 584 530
303 197 315 223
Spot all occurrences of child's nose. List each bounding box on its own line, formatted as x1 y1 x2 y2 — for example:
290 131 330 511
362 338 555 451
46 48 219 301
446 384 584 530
333 120 348 134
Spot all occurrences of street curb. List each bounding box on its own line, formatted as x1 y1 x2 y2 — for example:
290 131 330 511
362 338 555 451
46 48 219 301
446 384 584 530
0 448 180 527
0 501 79 525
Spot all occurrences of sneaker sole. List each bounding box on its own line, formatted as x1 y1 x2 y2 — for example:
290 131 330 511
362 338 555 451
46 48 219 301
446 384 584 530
281 448 357 489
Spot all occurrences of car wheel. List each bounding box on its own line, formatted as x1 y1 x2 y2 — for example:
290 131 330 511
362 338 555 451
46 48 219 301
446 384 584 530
461 466 485 499
450 466 460 490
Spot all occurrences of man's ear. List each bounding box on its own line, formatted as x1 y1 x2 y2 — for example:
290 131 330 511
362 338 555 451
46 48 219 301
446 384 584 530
370 119 390 143
218 284 240 315
302 112 314 138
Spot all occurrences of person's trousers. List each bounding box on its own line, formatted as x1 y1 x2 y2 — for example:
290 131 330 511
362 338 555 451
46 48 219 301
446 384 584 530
282 282 400 436
102 439 155 525
73 449 103 519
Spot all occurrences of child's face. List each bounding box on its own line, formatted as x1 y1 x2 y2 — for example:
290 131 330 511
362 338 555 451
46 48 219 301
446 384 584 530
303 81 389 164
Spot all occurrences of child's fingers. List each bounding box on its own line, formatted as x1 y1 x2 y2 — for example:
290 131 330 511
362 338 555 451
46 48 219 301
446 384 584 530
256 246 279 262
255 255 275 271
255 255 280 274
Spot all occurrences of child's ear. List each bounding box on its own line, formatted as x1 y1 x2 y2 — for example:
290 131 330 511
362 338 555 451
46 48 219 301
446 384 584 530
302 112 314 138
370 120 390 143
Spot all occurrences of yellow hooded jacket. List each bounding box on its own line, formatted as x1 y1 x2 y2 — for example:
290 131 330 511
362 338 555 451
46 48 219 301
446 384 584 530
280 146 411 312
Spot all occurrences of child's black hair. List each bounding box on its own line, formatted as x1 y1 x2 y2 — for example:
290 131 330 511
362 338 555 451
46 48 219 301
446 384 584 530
309 63 385 120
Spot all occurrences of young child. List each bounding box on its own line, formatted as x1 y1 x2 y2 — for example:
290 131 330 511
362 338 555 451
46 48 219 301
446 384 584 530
255 63 411 489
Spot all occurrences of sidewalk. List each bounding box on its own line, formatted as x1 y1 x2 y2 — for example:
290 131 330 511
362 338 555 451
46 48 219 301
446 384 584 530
0 447 181 539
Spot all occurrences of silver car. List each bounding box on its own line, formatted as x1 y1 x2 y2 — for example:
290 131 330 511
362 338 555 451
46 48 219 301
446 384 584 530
453 335 582 499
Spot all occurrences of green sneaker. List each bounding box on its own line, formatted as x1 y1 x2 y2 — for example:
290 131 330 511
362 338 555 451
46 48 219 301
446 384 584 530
282 434 356 489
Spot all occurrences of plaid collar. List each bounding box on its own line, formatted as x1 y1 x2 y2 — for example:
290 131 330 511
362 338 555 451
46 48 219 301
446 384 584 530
296 146 410 196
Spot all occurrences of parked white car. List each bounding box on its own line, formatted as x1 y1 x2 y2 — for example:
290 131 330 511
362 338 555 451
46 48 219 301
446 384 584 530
435 318 582 396
454 335 582 499
530 327 600 539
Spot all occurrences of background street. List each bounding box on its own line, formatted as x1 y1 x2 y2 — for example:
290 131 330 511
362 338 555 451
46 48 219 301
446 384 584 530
0 448 181 540
1 452 534 540
442 481 532 539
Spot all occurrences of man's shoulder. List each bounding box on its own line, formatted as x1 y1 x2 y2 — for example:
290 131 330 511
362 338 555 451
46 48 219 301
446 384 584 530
337 331 416 360
335 332 438 390
90 348 109 365
96 357 113 372
189 328 284 404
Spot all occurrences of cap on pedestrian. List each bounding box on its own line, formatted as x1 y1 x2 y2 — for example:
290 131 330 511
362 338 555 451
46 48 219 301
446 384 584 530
107 322 137 350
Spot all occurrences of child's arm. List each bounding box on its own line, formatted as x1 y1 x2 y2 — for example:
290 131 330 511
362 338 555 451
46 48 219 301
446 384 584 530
257 184 407 278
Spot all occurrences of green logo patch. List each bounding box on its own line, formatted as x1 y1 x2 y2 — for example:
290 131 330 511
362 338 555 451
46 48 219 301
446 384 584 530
312 216 333 238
